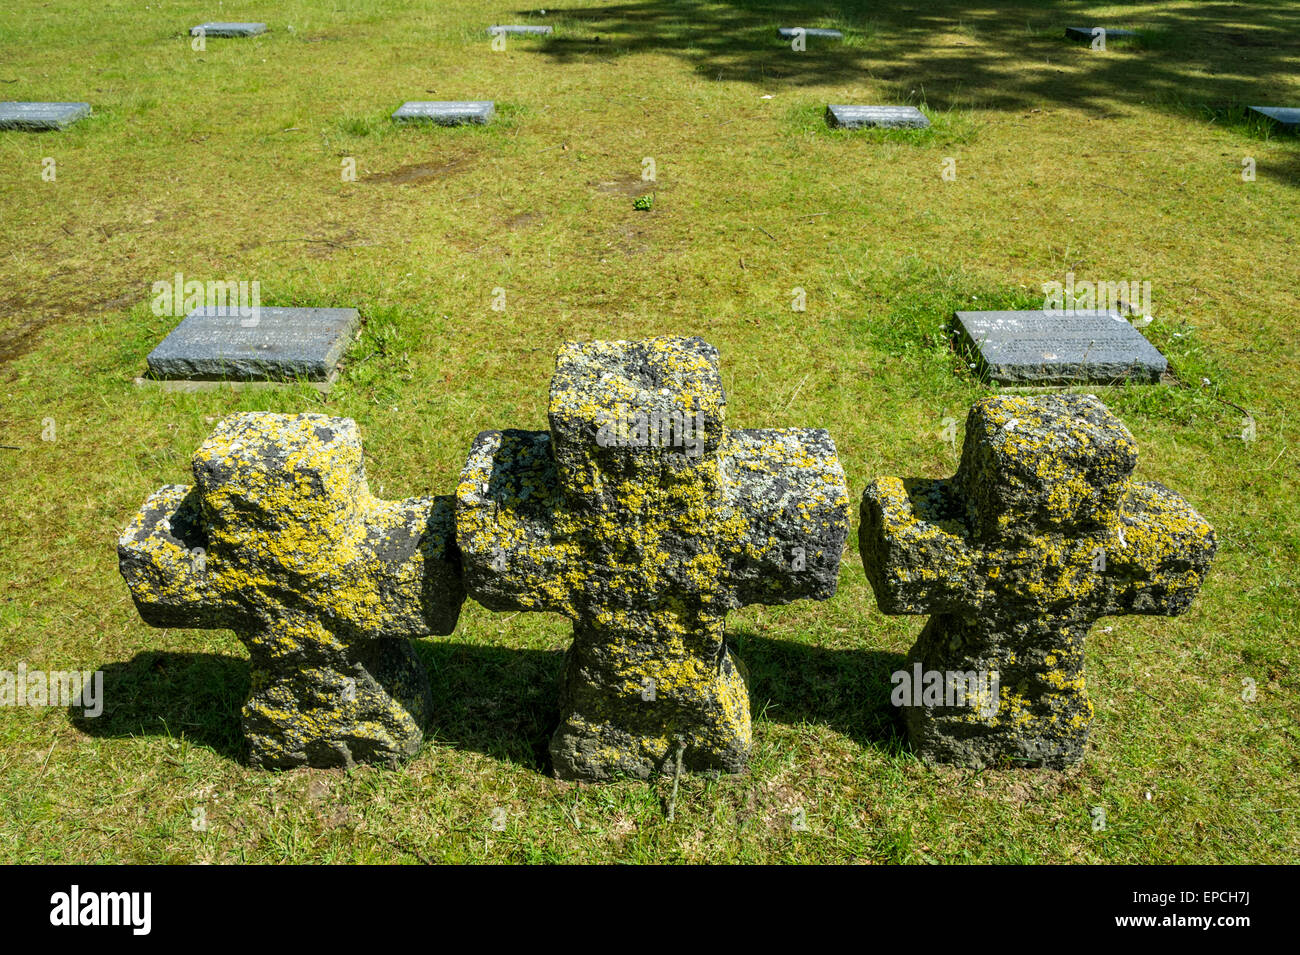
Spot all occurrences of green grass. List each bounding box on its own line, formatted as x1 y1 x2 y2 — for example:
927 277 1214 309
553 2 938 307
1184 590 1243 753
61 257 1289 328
0 0 1297 864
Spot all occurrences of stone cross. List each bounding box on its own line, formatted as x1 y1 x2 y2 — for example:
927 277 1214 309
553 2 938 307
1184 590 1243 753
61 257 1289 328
859 394 1215 768
457 337 851 781
118 413 465 769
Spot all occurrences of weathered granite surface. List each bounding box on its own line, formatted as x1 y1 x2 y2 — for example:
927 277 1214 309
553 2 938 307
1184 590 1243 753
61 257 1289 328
953 310 1167 384
488 25 552 35
0 102 91 131
1248 106 1300 130
146 307 360 383
191 22 267 37
457 337 851 780
779 27 843 39
118 413 466 768
860 394 1215 768
392 101 495 125
1065 26 1137 42
827 105 930 129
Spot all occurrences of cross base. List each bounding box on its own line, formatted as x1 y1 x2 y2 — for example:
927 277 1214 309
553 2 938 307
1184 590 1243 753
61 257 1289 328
549 624 751 781
902 615 1093 770
241 634 432 769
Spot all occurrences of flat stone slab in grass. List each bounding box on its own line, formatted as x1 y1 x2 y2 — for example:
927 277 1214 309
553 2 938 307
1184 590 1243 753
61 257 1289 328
778 27 843 39
953 310 1167 384
0 102 91 131
1248 106 1300 130
487 25 552 35
190 22 267 37
146 307 360 385
1065 26 1137 42
392 101 495 125
826 105 930 129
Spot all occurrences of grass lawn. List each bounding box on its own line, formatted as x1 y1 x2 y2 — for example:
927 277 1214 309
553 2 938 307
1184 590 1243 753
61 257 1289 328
0 0 1296 864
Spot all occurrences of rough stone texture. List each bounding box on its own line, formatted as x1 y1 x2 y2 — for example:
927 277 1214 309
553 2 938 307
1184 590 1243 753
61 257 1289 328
826 105 930 129
1248 106 1300 131
1065 26 1137 42
859 394 1215 769
190 23 267 37
487 25 552 35
146 306 360 383
953 310 1167 385
457 337 850 781
392 101 495 125
0 102 91 131
118 413 465 769
778 27 843 39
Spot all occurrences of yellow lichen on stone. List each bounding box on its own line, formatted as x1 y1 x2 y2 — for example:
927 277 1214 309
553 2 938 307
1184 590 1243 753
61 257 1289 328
457 338 849 780
118 412 465 769
859 394 1215 769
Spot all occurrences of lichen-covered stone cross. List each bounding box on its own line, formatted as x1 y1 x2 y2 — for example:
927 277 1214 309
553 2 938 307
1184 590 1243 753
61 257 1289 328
457 337 851 780
118 413 465 768
859 394 1215 768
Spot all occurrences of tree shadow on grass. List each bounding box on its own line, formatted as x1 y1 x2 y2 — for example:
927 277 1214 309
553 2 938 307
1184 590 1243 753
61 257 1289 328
523 0 1300 117
1255 147 1300 186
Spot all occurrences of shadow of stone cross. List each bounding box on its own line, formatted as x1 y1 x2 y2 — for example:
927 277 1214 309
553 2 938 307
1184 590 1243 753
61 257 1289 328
457 337 851 781
859 394 1216 769
118 413 465 769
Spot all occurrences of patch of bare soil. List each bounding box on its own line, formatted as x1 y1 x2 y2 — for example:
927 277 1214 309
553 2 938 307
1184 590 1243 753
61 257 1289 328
0 285 143 366
366 155 474 185
504 212 541 230
593 175 656 196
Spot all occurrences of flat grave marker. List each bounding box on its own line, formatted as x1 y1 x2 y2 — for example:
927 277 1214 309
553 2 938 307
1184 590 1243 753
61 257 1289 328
1248 106 1300 132
142 306 360 392
190 22 267 38
0 102 91 131
778 27 843 39
487 25 552 35
1065 26 1137 43
826 105 930 129
953 310 1167 385
392 101 495 125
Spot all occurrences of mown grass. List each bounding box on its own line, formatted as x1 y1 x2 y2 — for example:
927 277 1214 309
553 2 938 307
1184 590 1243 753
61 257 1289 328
0 0 1296 863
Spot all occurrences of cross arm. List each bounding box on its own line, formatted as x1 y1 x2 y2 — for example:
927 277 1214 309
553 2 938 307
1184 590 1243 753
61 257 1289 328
117 483 253 630
456 429 580 616
722 428 850 607
1097 481 1217 617
192 412 467 641
354 493 465 638
120 414 467 642
859 476 977 614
